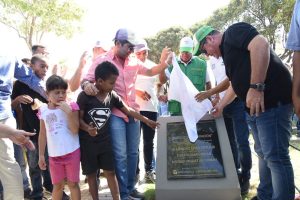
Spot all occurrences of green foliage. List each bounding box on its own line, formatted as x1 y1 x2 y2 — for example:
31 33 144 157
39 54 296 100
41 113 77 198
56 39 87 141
146 26 191 63
190 0 295 52
0 0 84 50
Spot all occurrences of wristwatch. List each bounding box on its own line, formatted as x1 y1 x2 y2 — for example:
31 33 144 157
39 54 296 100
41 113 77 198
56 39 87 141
249 83 265 91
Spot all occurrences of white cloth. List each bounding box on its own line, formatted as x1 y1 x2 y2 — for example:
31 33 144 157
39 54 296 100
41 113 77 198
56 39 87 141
39 104 80 157
164 59 210 83
135 59 159 112
168 53 213 142
209 56 227 99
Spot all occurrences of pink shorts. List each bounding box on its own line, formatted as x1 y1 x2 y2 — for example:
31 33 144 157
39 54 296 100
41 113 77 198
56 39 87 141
49 148 80 184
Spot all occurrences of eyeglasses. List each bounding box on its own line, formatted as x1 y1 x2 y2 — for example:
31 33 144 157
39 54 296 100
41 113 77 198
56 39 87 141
119 40 135 52
200 37 207 54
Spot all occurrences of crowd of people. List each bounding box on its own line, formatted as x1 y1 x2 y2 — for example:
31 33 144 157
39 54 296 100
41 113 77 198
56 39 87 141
0 1 299 200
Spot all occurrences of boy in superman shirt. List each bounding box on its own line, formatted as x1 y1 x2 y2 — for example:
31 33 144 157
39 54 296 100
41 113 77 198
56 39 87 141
77 61 158 200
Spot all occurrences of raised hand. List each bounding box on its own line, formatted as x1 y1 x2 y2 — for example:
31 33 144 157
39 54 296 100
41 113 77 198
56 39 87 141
56 101 72 114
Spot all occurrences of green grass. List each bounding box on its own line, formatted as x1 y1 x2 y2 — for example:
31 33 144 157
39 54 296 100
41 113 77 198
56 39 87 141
143 183 155 200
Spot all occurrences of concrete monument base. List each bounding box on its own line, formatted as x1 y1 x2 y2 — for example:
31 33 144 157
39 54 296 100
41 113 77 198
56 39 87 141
156 115 241 200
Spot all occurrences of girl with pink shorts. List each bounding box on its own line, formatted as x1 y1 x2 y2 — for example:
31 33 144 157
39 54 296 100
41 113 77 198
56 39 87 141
38 75 81 200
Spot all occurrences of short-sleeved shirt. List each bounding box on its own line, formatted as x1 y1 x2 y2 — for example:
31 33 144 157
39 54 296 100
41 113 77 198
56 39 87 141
220 22 292 110
39 103 80 157
11 80 47 141
0 56 46 120
209 57 227 99
135 59 159 112
286 0 300 51
84 50 148 121
77 90 124 143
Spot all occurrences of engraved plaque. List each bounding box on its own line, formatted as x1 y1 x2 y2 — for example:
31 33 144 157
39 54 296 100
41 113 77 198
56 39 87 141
167 119 225 179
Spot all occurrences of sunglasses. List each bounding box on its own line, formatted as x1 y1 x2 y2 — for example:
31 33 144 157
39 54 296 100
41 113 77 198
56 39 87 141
128 45 135 52
119 40 135 52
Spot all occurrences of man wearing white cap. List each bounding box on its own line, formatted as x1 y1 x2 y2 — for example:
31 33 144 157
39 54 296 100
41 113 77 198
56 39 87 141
134 39 158 184
159 36 211 116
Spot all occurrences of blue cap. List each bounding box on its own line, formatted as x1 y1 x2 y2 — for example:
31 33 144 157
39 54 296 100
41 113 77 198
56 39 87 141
113 28 139 46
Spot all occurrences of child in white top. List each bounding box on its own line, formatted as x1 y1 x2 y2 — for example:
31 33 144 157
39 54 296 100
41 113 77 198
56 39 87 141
38 75 81 200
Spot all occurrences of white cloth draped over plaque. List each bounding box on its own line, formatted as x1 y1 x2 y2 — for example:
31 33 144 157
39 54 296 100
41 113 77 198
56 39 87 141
168 53 213 142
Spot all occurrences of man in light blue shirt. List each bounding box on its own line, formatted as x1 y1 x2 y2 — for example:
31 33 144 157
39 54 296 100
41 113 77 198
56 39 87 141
0 56 45 200
286 0 300 118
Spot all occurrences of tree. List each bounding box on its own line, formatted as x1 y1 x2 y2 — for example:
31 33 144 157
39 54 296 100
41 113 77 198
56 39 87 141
0 0 84 51
146 26 191 63
190 0 295 61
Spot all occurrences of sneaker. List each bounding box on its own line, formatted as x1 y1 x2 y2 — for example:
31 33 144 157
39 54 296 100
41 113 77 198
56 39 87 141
129 189 145 200
144 171 156 183
240 178 250 195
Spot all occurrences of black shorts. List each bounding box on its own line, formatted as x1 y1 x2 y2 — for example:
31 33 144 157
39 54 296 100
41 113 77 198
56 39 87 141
80 139 114 175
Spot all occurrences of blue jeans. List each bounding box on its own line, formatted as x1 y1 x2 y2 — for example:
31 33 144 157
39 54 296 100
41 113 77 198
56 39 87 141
109 115 140 200
223 98 252 180
246 104 295 200
27 141 52 198
13 144 30 191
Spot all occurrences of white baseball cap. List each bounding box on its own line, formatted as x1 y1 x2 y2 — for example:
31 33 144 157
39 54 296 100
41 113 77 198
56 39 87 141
179 36 194 53
134 39 150 53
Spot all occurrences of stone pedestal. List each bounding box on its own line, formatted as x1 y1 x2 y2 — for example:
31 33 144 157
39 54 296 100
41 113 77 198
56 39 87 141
156 114 241 200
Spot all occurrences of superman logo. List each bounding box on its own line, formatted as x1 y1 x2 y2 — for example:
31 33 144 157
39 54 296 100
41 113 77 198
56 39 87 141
88 108 111 129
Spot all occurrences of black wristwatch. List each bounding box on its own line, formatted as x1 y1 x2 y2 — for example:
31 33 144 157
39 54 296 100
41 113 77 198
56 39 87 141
249 83 265 91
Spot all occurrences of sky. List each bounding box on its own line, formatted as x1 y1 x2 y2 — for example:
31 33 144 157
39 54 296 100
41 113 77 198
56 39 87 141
0 0 230 68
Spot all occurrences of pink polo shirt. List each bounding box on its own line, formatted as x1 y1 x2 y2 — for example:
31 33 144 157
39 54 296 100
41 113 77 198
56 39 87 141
84 49 148 121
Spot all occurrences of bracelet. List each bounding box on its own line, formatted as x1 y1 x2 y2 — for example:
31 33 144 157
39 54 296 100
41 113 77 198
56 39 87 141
81 80 90 90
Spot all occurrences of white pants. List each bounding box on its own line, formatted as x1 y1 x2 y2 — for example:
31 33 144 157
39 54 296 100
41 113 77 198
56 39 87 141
0 117 23 200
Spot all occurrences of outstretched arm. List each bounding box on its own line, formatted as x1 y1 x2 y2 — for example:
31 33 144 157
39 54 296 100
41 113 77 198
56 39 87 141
195 78 230 102
0 124 35 149
68 51 88 92
143 47 172 76
120 104 159 129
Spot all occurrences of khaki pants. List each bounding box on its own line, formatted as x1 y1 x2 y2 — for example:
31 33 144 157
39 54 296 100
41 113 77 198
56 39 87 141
0 117 23 200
